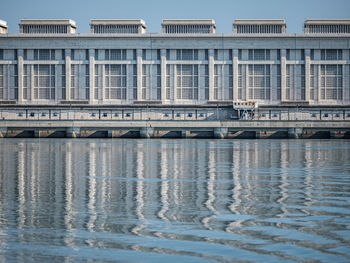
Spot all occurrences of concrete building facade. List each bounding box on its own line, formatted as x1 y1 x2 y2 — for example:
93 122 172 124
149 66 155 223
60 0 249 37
0 18 349 107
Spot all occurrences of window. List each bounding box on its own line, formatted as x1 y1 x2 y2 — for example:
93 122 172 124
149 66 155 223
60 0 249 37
85 49 89 60
188 113 192 117
320 65 343 100
166 64 171 99
91 113 96 117
0 49 3 60
126 113 131 117
176 113 181 117
104 64 127 99
176 49 198 60
103 113 108 117
321 49 342 60
70 64 79 100
335 113 340 118
248 49 270 60
34 49 55 60
324 113 328 117
30 112 35 117
133 64 137 100
105 49 127 60
114 113 119 117
247 64 271 100
18 112 23 117
311 113 316 118
34 64 55 100
199 113 204 118
95 49 99 60
176 64 198 100
164 113 169 117
53 112 58 117
41 113 46 117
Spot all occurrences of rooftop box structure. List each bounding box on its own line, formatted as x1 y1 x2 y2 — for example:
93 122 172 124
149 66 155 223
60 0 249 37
90 19 146 34
19 19 77 34
304 19 350 34
233 19 286 34
0 20 8 34
162 19 216 34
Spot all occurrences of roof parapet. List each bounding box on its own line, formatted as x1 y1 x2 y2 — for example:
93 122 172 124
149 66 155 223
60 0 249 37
0 20 8 34
233 19 286 34
90 19 146 34
304 19 350 34
19 19 77 34
162 19 216 34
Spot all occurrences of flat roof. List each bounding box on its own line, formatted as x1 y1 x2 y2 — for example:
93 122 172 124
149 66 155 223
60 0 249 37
90 19 146 28
305 19 350 25
20 19 77 28
162 19 216 26
234 19 286 25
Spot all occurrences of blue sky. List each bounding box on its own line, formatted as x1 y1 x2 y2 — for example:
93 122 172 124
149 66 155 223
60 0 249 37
1 0 350 34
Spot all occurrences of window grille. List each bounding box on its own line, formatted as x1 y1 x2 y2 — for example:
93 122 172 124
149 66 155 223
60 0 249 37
320 49 342 60
176 64 198 100
247 64 270 100
320 65 343 100
176 49 198 60
34 49 55 60
105 49 127 60
248 49 270 60
104 64 127 100
33 64 55 100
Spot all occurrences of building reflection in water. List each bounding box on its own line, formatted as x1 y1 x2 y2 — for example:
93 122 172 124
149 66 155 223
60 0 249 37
0 139 349 261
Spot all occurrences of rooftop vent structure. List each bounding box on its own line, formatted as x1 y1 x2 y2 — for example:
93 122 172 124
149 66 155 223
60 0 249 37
162 19 216 34
19 19 77 34
0 20 8 34
233 19 286 34
90 19 146 34
304 19 350 34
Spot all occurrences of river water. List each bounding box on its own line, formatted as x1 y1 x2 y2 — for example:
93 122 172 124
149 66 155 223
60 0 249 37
0 139 349 262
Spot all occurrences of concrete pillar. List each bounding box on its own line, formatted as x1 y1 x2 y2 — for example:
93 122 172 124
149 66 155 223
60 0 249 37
66 127 80 138
208 49 214 101
30 65 34 101
305 49 310 101
0 127 7 138
137 49 143 101
233 49 239 101
161 49 167 103
214 127 228 139
140 127 154 138
281 49 287 101
288 128 303 139
17 49 24 103
89 49 95 104
65 49 71 100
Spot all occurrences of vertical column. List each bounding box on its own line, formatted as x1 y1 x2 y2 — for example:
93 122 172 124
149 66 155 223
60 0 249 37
173 64 177 102
317 64 321 103
281 49 287 101
161 49 166 103
30 65 34 102
271 64 276 102
137 49 142 101
17 49 23 103
89 49 95 104
304 49 310 101
208 49 214 101
55 64 59 103
245 64 248 101
101 64 105 103
342 64 346 103
65 49 71 101
233 49 238 101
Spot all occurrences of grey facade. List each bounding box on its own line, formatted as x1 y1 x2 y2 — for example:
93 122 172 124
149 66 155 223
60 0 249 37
0 19 349 106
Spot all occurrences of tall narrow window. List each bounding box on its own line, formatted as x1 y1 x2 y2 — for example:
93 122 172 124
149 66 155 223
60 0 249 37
34 64 55 100
105 64 127 100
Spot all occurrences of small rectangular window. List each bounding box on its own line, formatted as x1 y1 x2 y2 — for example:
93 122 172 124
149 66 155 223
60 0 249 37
103 113 108 117
30 112 35 117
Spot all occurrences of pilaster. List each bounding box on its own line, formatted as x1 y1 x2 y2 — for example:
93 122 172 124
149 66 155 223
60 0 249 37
208 49 214 101
305 49 310 101
281 49 287 101
65 49 71 100
17 49 23 103
89 49 95 104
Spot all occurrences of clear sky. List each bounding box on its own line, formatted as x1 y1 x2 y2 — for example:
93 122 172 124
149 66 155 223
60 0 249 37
1 0 350 34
